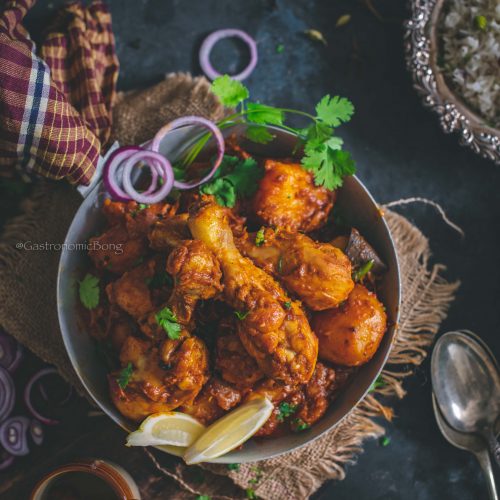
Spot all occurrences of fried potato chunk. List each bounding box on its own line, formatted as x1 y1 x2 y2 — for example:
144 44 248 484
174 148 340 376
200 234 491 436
238 230 354 310
251 160 335 233
311 284 387 367
188 198 318 385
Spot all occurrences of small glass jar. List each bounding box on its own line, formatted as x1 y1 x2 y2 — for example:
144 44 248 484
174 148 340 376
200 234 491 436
30 458 141 500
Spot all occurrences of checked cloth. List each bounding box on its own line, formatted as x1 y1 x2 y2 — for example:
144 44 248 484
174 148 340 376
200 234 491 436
0 0 118 185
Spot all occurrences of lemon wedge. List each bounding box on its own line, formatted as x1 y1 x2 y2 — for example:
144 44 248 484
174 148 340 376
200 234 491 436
126 412 206 447
183 397 273 464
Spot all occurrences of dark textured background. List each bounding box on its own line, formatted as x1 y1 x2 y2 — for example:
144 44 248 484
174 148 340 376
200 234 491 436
2 0 499 498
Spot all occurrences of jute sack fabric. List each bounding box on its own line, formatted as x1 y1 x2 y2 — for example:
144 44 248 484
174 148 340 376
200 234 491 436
0 72 459 500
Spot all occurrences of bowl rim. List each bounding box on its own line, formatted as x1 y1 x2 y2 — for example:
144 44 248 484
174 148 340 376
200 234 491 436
404 0 500 164
57 126 401 463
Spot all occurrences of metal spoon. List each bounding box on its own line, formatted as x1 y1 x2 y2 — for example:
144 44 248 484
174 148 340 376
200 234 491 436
431 330 500 465
433 394 498 500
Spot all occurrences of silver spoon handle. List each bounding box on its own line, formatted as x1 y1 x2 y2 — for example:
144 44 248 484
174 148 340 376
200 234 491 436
475 449 498 500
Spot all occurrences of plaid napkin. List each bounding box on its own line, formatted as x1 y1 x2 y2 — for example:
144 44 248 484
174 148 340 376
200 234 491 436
0 0 118 185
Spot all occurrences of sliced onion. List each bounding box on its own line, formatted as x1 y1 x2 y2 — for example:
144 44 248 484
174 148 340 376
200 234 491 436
30 419 44 446
0 332 22 372
24 368 72 425
0 367 15 423
103 146 142 201
0 417 30 456
0 449 14 470
199 29 258 81
150 116 225 189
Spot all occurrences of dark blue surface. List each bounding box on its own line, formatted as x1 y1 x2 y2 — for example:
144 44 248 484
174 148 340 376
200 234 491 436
25 0 500 498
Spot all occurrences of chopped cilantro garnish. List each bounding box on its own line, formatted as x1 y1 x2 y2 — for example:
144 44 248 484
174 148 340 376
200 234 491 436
155 306 182 339
227 463 240 471
234 310 250 320
379 436 391 447
283 301 292 310
246 488 257 499
117 362 133 389
277 402 297 421
211 75 249 107
352 259 374 282
200 155 263 208
146 271 173 289
369 375 385 392
474 15 487 31
138 203 148 210
276 43 285 53
255 228 265 246
79 274 100 309
292 418 310 431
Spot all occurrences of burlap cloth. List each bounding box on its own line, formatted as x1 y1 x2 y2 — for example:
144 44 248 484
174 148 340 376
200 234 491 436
0 73 459 500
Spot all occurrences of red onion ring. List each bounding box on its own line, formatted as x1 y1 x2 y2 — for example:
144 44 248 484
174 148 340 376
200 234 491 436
122 151 175 204
0 449 14 470
30 419 44 446
0 367 15 423
0 331 23 372
199 29 258 81
150 116 225 190
0 416 30 456
24 368 72 425
103 146 166 202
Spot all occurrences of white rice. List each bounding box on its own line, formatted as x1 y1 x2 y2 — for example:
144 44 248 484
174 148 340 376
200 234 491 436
441 0 500 127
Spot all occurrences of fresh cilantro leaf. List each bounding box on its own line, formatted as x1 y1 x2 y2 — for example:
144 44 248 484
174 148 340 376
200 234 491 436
353 259 374 282
246 488 257 499
234 310 250 320
228 463 240 471
245 125 275 144
138 203 148 210
146 271 173 289
200 177 236 207
302 147 355 190
369 375 385 392
379 436 391 447
255 228 265 246
79 274 100 309
225 158 262 197
196 496 211 500
246 102 284 126
277 402 297 421
155 307 182 340
276 43 285 53
201 156 263 207
283 301 291 310
315 95 354 127
474 15 487 31
117 362 133 389
211 75 249 107
292 418 310 431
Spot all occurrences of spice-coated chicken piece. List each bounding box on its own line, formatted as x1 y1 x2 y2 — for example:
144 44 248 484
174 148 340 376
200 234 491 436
148 214 191 252
88 225 147 275
102 199 176 238
216 318 264 388
237 229 354 311
311 284 387 367
109 335 209 421
251 160 335 233
138 239 222 338
180 377 243 425
188 197 318 385
106 259 156 319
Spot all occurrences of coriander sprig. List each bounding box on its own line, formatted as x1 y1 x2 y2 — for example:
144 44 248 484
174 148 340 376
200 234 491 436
180 75 356 193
